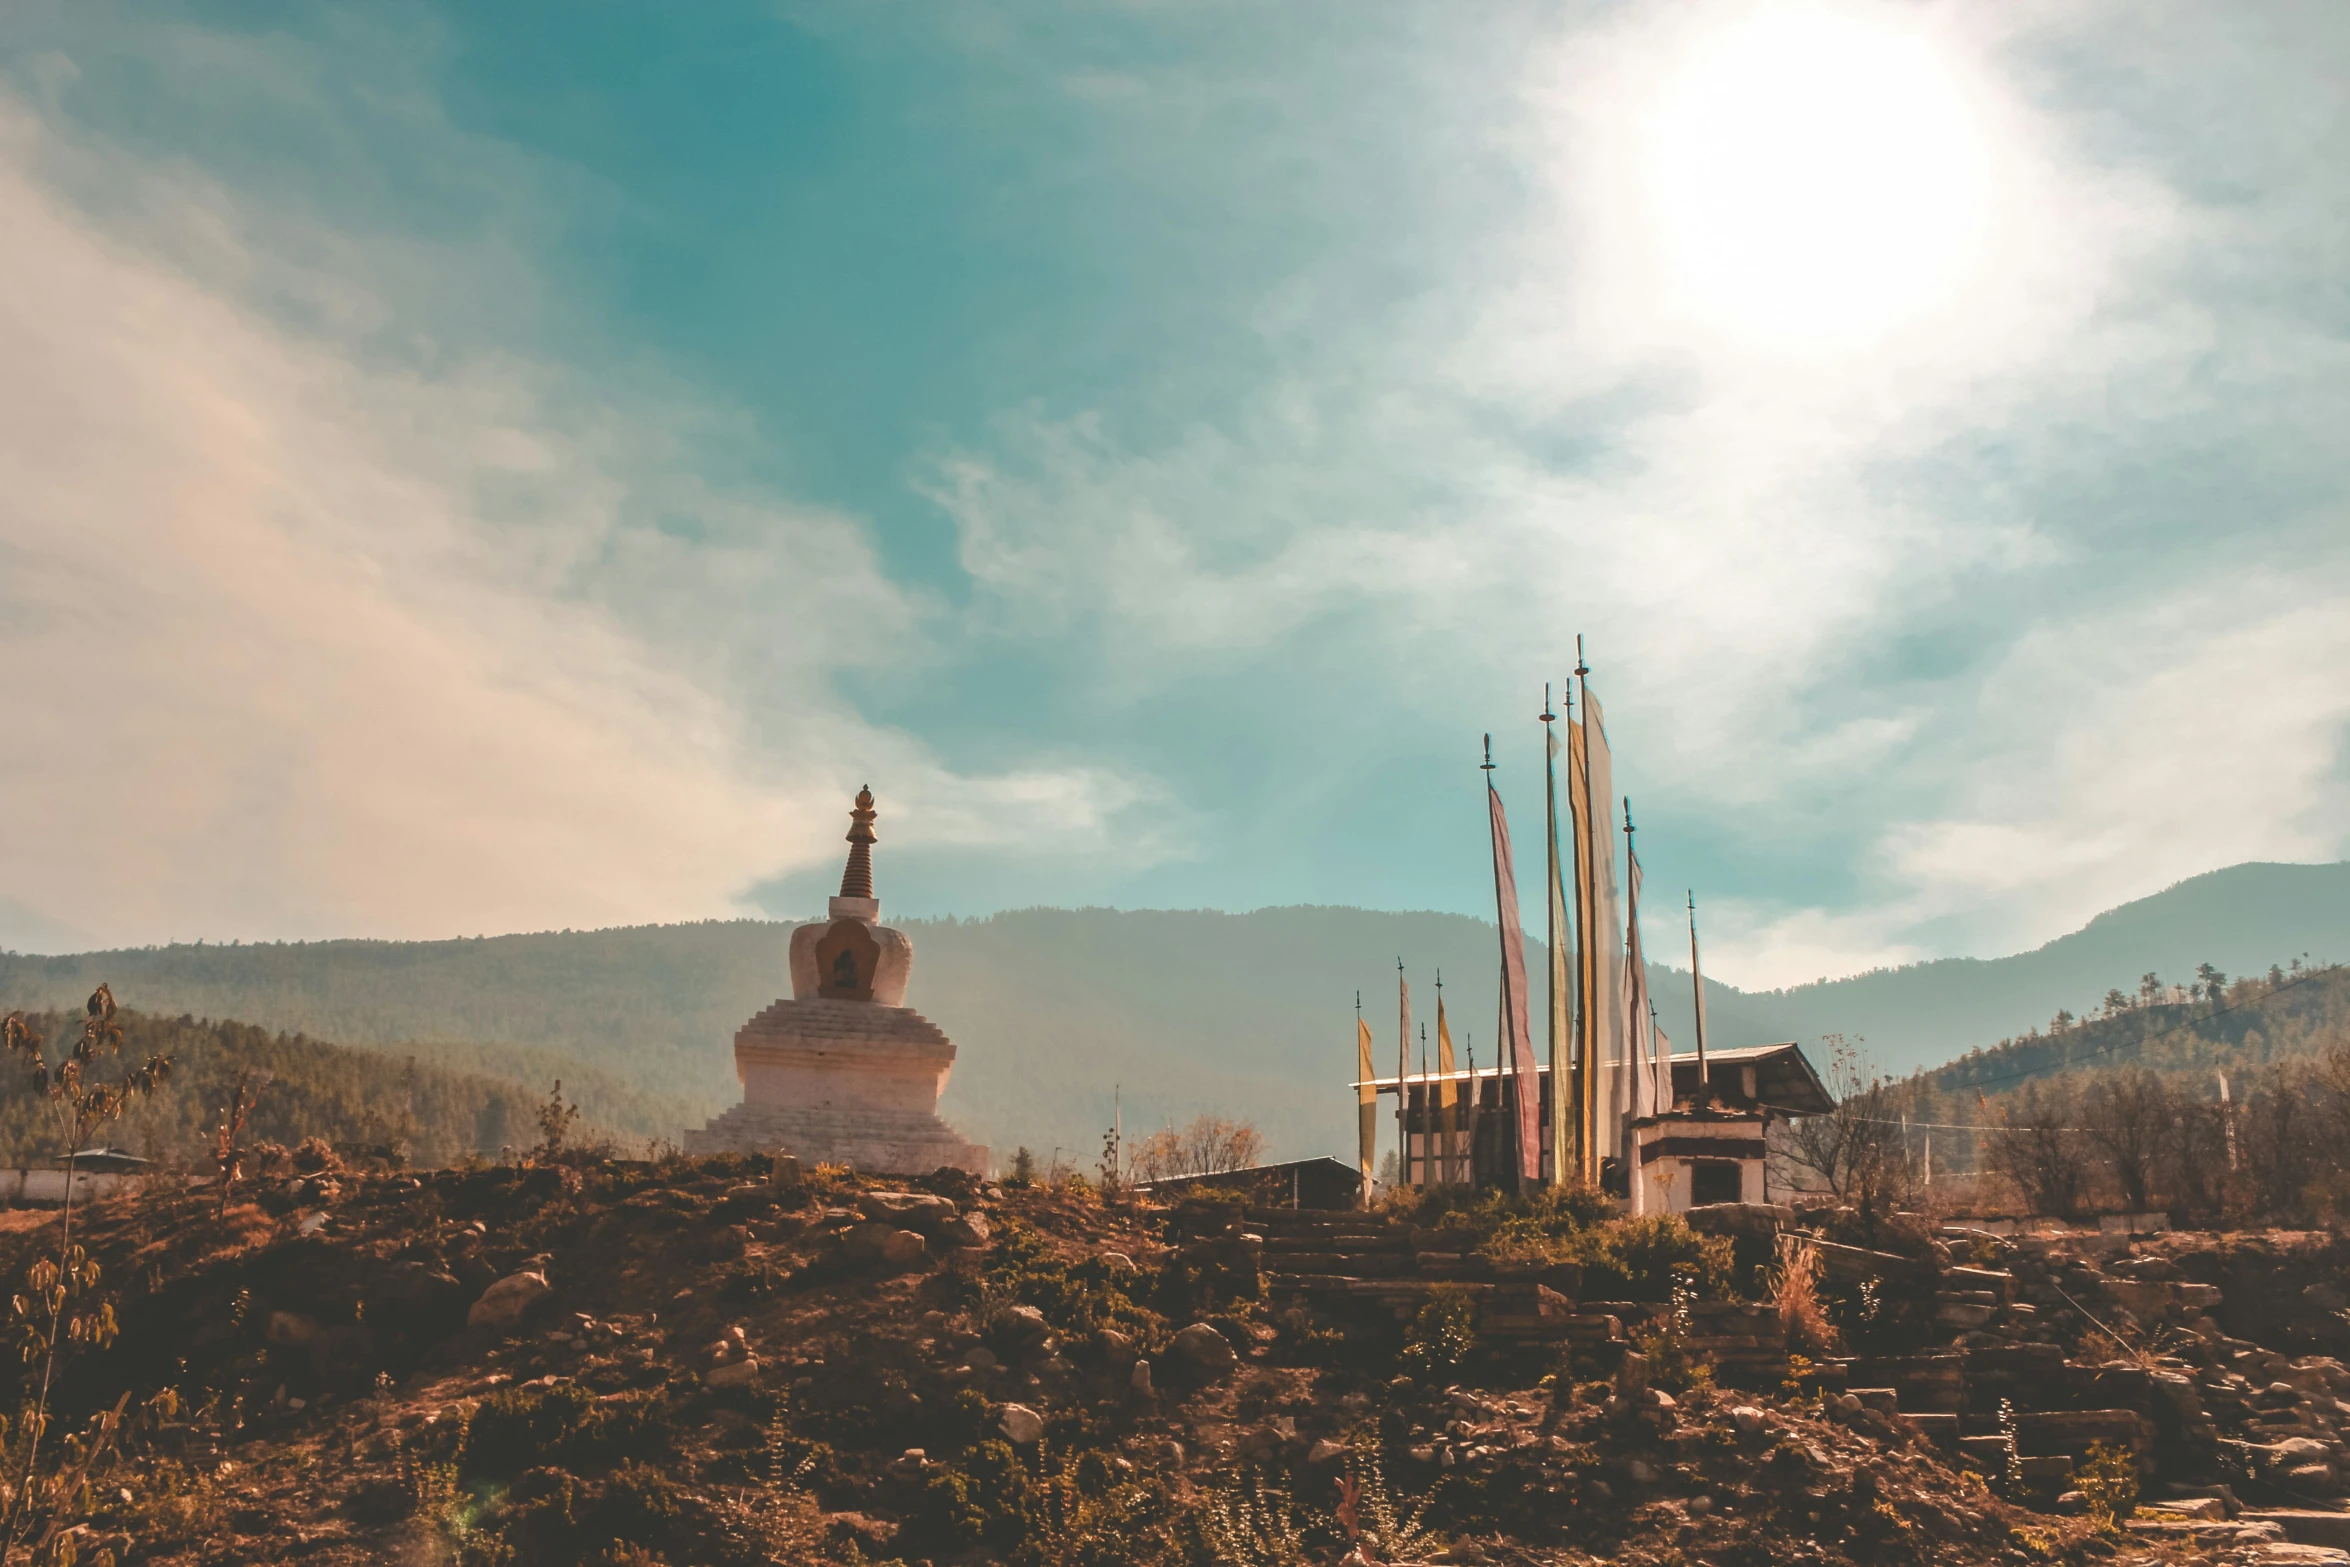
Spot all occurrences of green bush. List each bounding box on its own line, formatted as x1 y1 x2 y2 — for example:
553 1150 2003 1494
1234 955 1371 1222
463 1384 669 1481
1405 1183 1611 1265
1569 1214 1735 1301
2076 1441 2139 1530
916 1439 1168 1567
1401 1285 1479 1375
591 1461 686 1544
961 1218 1162 1342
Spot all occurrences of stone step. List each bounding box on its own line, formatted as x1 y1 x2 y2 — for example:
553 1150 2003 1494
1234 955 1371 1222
1258 1234 1412 1254
1267 1252 1416 1279
1902 1412 1960 1449
2244 1512 2350 1552
1269 1277 1491 1320
1243 1209 1395 1231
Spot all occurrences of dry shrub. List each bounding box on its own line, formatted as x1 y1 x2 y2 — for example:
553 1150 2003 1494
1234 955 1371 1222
1771 1234 1841 1357
1130 1116 1266 1183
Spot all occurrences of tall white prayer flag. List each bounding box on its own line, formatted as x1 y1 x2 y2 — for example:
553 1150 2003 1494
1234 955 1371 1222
1580 685 1625 1163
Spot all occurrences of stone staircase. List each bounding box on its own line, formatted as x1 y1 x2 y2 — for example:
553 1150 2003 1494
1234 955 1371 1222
1241 1208 1618 1354
1234 1208 1810 1378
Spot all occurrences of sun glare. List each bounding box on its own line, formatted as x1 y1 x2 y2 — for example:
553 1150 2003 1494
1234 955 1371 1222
1646 6 1989 350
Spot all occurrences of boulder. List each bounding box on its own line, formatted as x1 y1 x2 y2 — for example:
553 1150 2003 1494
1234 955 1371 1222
996 1403 1045 1445
2287 1464 2343 1496
707 1356 761 1388
1170 1322 1238 1382
1000 1305 1052 1345
266 1311 321 1348
1731 1405 1766 1435
844 1223 931 1270
2269 1438 2335 1471
1307 1438 1347 1466
2152 1497 2230 1521
467 1272 550 1332
771 1153 804 1190
938 1213 992 1248
1129 1360 1155 1399
859 1191 960 1234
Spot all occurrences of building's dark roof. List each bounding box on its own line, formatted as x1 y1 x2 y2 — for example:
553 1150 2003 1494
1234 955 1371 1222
1366 1041 1835 1117
1132 1156 1364 1209
55 1147 152 1173
1669 1042 1836 1116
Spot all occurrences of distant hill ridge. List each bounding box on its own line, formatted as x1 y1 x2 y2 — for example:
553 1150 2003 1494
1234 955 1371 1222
1 859 2343 1162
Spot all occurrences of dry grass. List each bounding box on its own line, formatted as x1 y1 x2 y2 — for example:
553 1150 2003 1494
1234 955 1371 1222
1772 1233 1842 1358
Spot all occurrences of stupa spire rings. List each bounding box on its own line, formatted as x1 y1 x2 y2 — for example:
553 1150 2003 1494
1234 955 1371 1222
839 785 879 900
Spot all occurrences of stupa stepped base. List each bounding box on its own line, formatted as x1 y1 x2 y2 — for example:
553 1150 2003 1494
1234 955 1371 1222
684 1101 989 1177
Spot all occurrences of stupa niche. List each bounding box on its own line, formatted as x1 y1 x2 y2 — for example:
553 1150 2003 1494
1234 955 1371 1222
684 788 989 1175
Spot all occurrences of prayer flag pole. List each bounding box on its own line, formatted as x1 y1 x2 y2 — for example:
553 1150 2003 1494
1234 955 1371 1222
1542 683 1571 1187
1688 891 1711 1103
1397 958 1410 1191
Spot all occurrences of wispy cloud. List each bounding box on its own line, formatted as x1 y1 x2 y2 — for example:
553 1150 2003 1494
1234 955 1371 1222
0 77 1170 949
910 0 2348 981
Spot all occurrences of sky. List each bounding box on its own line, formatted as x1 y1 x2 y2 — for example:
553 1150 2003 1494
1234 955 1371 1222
1 1 2345 987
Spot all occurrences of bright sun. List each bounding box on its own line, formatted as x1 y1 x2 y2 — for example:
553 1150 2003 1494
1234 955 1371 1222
1646 6 1989 349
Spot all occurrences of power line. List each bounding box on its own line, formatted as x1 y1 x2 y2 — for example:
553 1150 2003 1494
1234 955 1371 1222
1848 1115 2087 1133
1927 962 2344 1095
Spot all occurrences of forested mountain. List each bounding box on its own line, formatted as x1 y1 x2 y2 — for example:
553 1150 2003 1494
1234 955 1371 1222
0 1011 677 1168
1715 861 2350 1078
1 860 2342 1164
1807 962 2350 1222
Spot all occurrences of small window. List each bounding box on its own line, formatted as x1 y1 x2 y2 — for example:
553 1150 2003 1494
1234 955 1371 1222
1690 1160 1743 1207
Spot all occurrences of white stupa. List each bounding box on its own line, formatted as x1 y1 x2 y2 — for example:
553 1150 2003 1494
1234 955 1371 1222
685 787 989 1175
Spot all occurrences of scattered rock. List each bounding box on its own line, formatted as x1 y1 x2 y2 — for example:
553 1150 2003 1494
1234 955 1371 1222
467 1271 550 1332
1307 1438 1347 1466
1628 1459 1661 1485
1170 1322 1238 1382
996 1403 1045 1445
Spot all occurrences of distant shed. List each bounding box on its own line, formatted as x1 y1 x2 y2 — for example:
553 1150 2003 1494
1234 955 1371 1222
1133 1156 1364 1211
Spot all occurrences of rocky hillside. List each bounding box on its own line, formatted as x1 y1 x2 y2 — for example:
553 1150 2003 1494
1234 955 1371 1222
9 1156 2348 1565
